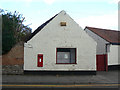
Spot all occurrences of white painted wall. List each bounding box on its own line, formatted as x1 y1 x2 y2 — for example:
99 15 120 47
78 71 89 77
24 11 97 71
85 28 120 66
108 45 120 65
85 28 109 54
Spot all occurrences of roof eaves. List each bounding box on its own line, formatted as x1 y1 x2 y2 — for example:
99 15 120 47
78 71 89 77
85 26 120 44
85 26 111 43
110 42 120 45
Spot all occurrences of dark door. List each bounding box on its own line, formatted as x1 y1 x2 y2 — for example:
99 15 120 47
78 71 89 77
96 54 108 71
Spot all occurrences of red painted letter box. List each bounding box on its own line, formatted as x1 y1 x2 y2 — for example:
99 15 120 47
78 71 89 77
37 54 43 67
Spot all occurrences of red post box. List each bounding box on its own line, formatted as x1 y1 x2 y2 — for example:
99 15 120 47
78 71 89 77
37 54 43 67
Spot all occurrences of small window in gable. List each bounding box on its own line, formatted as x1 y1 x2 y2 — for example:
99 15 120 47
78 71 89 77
60 22 66 26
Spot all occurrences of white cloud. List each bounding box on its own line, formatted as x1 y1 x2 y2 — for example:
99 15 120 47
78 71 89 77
42 0 119 4
76 11 118 30
0 4 3 8
0 0 55 5
0 0 119 4
24 0 33 3
108 0 119 4
41 0 119 5
43 0 56 5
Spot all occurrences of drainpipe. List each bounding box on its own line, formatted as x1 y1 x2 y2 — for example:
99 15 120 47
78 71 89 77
105 43 111 54
105 43 110 71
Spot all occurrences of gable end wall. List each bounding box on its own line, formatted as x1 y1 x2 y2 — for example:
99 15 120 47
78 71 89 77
24 11 97 71
85 28 109 54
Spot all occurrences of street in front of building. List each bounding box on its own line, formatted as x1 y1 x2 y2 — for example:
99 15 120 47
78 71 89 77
2 70 119 88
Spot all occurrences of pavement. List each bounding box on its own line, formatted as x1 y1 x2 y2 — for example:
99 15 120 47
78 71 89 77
2 70 119 84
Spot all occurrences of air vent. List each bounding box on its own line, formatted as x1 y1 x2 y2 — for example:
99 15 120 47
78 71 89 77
60 22 66 26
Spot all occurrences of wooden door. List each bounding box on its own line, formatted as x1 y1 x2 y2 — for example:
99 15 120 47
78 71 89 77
96 54 108 71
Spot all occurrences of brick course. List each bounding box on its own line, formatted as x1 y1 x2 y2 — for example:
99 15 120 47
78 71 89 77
2 42 24 65
1 42 24 74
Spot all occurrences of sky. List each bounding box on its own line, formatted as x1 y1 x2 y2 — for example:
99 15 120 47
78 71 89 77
0 0 119 32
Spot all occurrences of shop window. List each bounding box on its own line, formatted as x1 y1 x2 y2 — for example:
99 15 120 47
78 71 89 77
56 48 76 64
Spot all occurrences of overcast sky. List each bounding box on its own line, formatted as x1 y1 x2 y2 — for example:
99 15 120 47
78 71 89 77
0 0 119 32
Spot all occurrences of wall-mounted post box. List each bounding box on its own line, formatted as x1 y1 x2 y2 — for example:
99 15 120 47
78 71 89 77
37 54 43 67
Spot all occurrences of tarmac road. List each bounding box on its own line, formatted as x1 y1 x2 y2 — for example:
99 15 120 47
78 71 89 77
1 70 119 89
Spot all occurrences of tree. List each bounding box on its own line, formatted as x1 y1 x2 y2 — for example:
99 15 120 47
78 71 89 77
1 9 32 54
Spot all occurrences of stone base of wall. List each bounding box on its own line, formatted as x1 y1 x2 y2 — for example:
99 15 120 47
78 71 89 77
2 65 23 75
108 65 120 71
24 71 97 75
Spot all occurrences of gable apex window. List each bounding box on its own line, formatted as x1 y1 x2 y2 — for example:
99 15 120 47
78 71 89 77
60 22 66 26
56 48 76 64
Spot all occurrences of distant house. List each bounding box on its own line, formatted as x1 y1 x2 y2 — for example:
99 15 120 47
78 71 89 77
85 26 120 71
24 11 97 74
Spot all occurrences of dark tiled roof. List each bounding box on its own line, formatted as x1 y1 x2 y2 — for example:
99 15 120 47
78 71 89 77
25 14 58 42
85 26 120 44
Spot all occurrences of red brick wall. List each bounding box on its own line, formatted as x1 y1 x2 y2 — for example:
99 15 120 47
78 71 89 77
1 43 24 65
